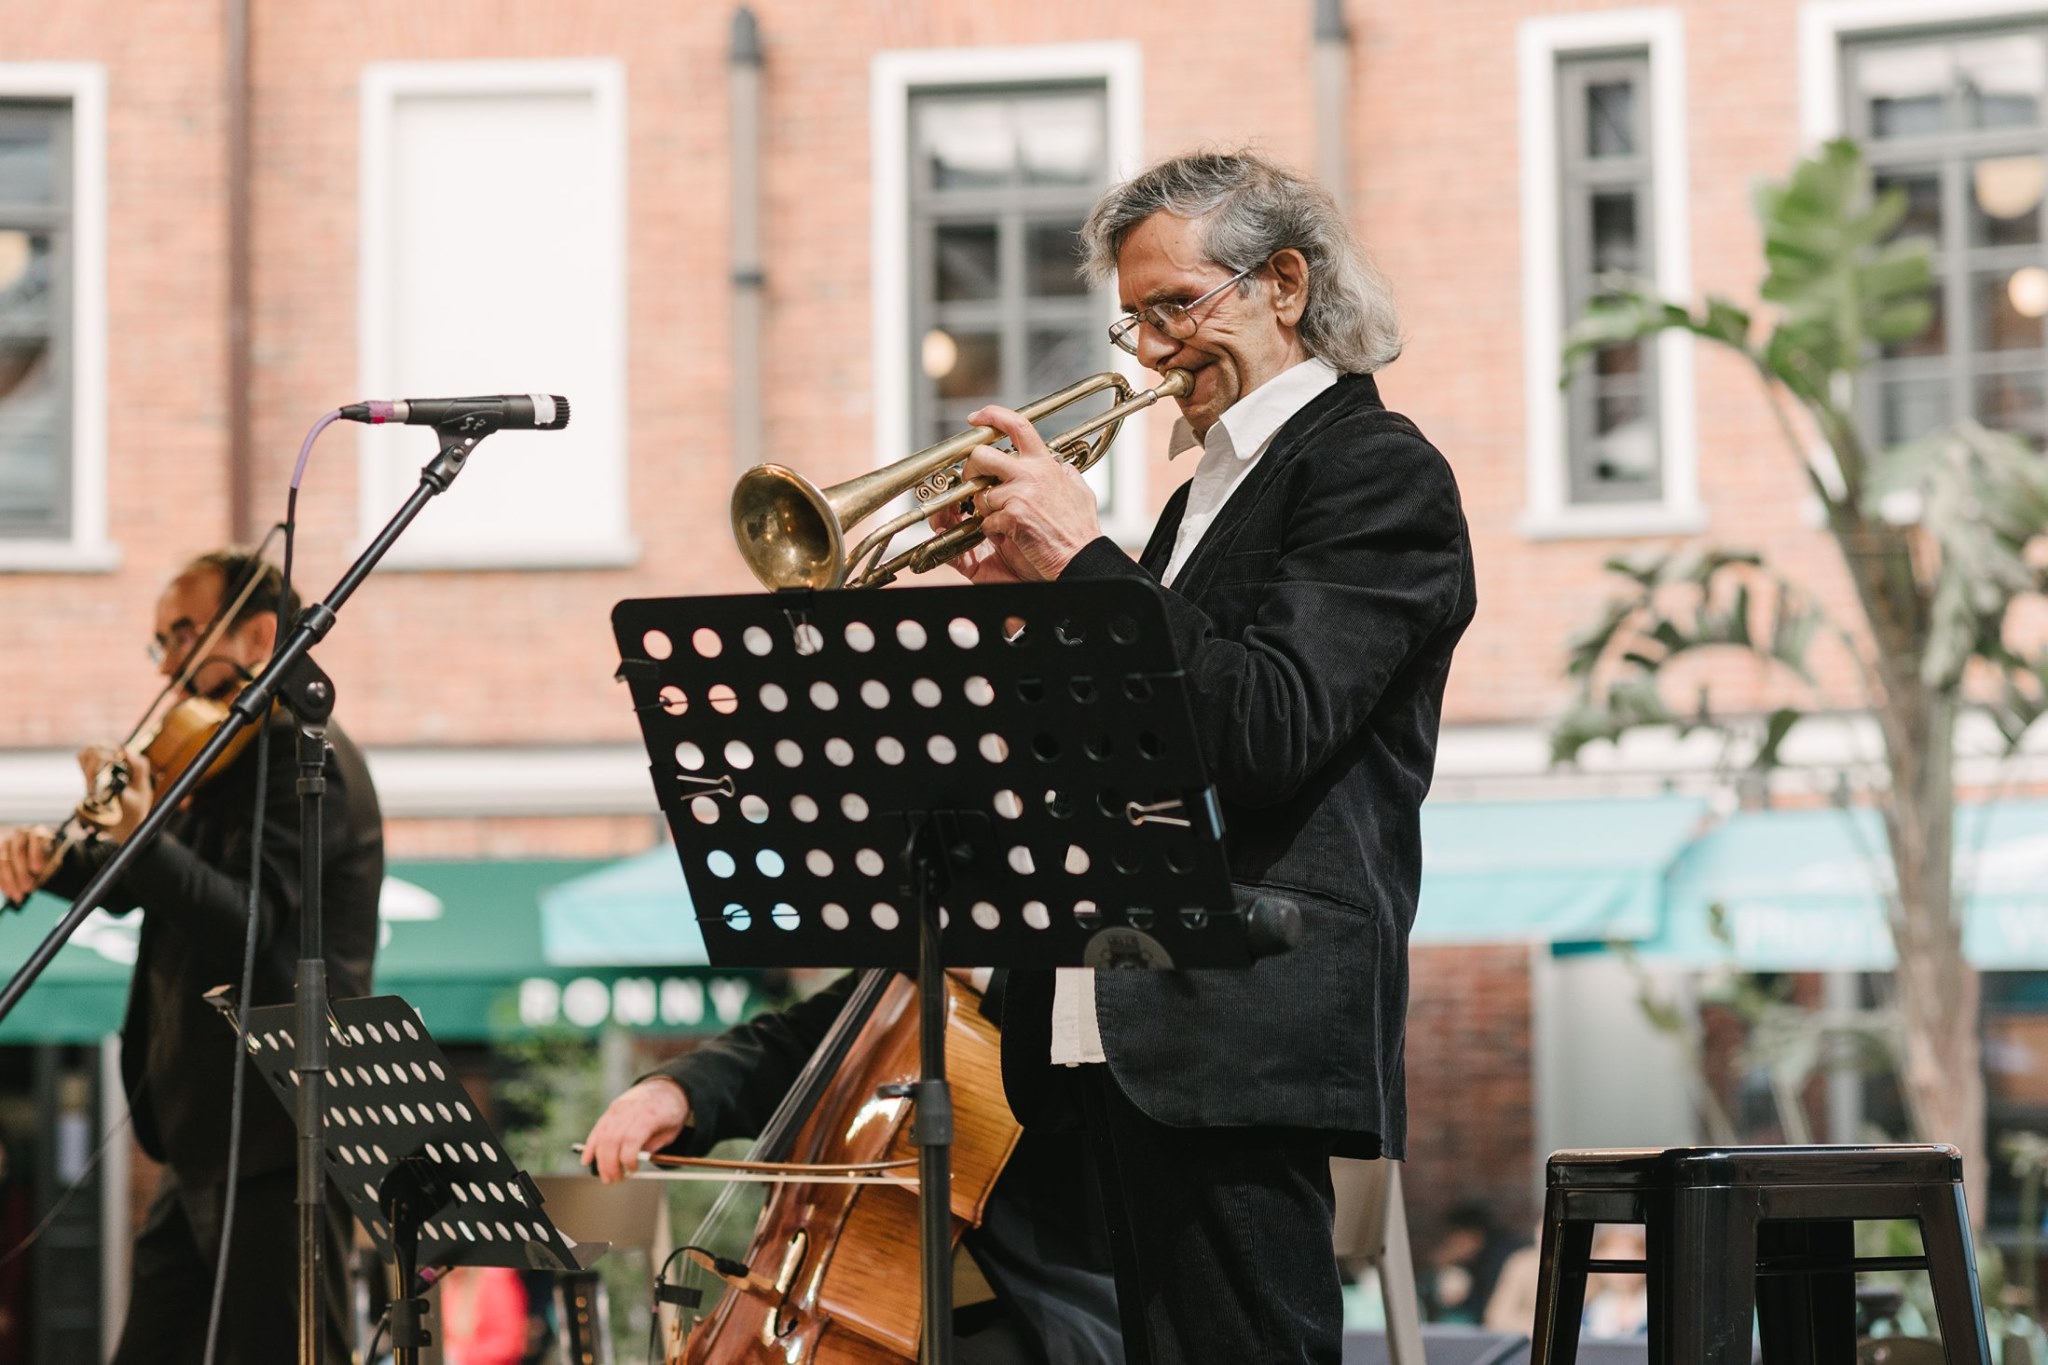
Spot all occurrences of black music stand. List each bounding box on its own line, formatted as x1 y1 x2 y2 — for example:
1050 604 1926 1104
612 579 1281 1365
210 990 604 1365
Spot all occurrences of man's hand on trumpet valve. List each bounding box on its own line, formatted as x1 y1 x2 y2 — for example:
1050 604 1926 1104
935 403 1105 583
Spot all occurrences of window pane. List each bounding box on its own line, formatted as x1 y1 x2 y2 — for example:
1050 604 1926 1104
1026 222 1087 297
917 100 1015 190
1017 96 1102 186
1591 192 1641 275
1877 170 1943 245
1858 44 1949 139
1975 268 2045 351
1880 376 1951 445
1959 34 2045 131
1883 287 1946 359
1977 370 2048 443
1585 80 1636 159
1593 342 1642 377
934 329 999 401
0 113 55 206
0 230 53 331
1026 327 1101 396
934 223 999 302
1579 394 1659 497
0 334 59 527
1971 156 2045 247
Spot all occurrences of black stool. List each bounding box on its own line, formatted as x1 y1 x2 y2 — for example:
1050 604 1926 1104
1528 1145 1990 1365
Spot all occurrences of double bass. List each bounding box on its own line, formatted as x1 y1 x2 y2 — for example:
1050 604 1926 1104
647 969 1019 1364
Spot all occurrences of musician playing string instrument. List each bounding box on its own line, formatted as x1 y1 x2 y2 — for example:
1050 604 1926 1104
0 548 383 1365
582 968 1124 1365
938 150 1477 1365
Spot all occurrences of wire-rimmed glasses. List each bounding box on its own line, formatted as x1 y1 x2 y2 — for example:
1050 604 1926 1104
1107 260 1263 356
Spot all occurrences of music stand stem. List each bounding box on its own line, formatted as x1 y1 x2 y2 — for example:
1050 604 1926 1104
910 817 954 1365
292 718 331 1365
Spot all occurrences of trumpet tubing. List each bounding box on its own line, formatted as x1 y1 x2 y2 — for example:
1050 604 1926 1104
731 368 1192 591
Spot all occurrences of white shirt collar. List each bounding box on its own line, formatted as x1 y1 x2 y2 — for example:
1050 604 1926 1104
1166 356 1342 462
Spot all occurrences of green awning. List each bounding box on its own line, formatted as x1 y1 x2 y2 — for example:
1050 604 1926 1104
1413 795 1711 944
0 857 768 1044
0 901 137 1044
1640 801 2048 970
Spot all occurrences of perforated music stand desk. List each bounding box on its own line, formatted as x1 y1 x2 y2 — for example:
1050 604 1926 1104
212 990 602 1365
611 579 1261 1364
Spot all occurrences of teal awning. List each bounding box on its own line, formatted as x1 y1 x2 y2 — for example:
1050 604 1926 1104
537 847 706 967
1641 801 2048 970
0 856 765 1044
1413 795 1711 944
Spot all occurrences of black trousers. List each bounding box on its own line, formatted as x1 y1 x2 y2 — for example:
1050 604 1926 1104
1079 1067 1343 1365
111 1165 353 1365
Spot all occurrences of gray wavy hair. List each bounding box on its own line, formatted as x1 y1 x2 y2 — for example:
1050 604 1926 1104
1079 149 1401 373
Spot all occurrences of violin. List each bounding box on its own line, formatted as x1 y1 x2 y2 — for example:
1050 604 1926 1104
653 971 1020 1365
1 538 285 913
0 685 266 914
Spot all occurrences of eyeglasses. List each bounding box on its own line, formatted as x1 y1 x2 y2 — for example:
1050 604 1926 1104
146 621 200 667
1107 260 1263 356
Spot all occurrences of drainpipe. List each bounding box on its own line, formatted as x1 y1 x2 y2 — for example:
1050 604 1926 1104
226 0 254 539
1313 0 1352 210
730 6 764 478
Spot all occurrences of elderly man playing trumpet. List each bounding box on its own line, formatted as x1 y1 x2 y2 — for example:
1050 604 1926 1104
939 150 1476 1365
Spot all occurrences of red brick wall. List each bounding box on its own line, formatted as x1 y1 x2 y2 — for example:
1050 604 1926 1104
1405 944 1539 1251
0 0 1873 754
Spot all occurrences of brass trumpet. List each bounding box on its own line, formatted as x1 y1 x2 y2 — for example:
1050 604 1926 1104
731 368 1193 590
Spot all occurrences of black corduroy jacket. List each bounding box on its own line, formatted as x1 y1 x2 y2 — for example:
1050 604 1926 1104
999 372 1476 1158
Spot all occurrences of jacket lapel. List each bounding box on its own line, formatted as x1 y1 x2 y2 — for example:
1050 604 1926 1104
1168 373 1381 599
1138 481 1193 578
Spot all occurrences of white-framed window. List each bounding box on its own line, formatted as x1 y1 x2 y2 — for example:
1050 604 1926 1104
0 64 108 573
872 43 1150 548
1518 10 1701 540
358 61 632 569
1803 3 2048 449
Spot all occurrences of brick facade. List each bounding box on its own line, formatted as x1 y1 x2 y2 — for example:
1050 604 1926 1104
0 0 1965 1305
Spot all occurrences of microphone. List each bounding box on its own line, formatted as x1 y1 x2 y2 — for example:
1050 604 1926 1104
338 394 570 431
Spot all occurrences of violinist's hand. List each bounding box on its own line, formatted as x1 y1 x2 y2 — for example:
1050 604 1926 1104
939 405 1103 583
77 745 150 846
581 1076 692 1183
0 827 55 904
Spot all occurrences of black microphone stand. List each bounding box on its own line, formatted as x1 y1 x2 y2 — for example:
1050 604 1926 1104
0 416 509 1365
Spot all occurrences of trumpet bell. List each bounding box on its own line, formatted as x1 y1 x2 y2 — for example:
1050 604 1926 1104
730 368 1191 592
731 465 847 592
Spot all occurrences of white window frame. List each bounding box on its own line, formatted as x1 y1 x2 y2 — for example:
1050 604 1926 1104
0 63 110 573
1800 0 2048 145
1518 9 1702 540
358 59 633 569
871 42 1150 547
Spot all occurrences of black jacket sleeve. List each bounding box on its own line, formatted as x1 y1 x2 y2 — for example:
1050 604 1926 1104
648 971 863 1156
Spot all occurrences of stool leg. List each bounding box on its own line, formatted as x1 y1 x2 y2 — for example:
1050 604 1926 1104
1753 1218 1855 1365
1531 1213 1596 1365
1914 1185 1992 1365
1668 1185 1760 1365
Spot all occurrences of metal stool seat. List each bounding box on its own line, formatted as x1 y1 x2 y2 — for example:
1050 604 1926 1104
1529 1145 1990 1365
